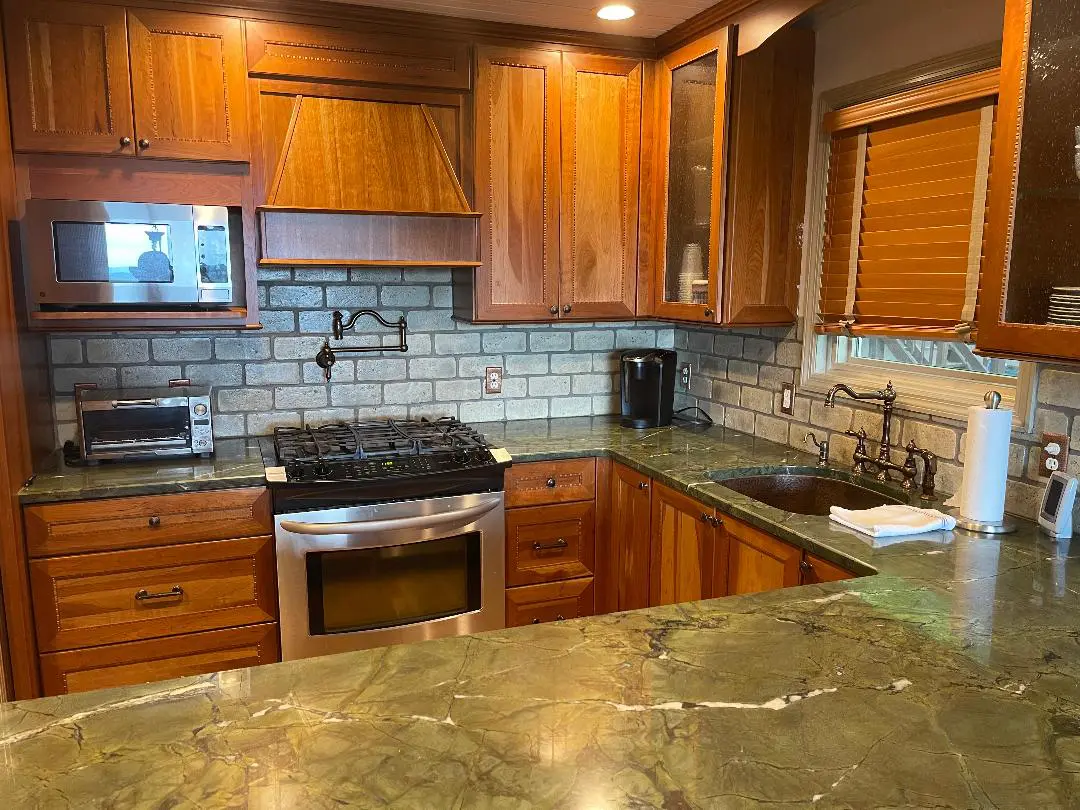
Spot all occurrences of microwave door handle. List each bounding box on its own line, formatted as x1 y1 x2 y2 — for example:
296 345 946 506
278 497 501 536
111 399 159 408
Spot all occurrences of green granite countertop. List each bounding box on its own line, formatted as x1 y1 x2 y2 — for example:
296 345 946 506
19 437 276 504
2 416 1078 808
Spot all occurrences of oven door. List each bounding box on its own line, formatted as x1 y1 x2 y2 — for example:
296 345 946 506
274 492 505 661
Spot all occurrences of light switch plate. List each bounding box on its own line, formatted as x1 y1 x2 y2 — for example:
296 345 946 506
1041 432 1069 478
484 366 503 395
780 382 796 416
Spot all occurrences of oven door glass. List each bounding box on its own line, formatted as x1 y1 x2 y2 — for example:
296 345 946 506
53 222 175 284
82 406 192 453
306 532 483 635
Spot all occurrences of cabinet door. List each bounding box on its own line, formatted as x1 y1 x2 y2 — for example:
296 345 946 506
606 462 653 611
652 28 733 324
649 482 720 606
800 553 854 585
724 513 801 595
474 46 562 321
560 54 642 320
3 0 134 155
127 9 248 161
505 578 595 627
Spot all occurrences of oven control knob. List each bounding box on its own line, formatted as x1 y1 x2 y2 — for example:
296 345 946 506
193 404 208 416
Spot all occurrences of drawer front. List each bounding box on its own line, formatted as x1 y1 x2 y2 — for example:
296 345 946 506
505 459 596 508
506 502 595 586
30 536 277 652
505 577 595 627
39 623 280 696
25 487 272 557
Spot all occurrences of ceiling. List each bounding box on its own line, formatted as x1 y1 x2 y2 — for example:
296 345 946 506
331 0 719 38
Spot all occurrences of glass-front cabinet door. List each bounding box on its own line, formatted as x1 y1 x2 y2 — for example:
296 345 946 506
980 0 1080 361
652 28 732 323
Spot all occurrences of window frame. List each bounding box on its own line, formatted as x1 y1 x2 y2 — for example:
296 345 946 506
798 44 1037 430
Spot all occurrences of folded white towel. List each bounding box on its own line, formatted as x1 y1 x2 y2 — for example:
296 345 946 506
829 504 957 538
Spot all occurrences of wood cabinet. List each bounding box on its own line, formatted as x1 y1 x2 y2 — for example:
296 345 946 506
607 462 653 611
464 46 644 322
505 577 595 627
504 457 596 507
649 482 724 606
505 501 595 586
4 1 248 161
979 0 1080 362
724 512 802 595
800 553 854 586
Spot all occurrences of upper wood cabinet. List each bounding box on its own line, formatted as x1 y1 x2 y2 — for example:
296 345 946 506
649 482 724 607
4 1 248 161
979 0 1080 362
466 46 643 322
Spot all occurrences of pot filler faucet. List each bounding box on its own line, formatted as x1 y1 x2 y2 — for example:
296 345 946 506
823 381 937 499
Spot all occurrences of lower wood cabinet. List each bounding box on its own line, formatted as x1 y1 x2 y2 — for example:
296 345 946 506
505 578 595 627
800 553 854 585
39 623 279 696
505 501 595 586
649 482 723 607
607 461 653 611
724 513 803 595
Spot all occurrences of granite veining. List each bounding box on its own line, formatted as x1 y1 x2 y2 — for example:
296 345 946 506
4 416 1080 808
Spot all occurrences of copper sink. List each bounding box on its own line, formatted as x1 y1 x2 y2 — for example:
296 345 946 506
711 468 906 516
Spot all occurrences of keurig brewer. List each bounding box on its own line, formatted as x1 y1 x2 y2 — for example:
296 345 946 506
620 349 677 429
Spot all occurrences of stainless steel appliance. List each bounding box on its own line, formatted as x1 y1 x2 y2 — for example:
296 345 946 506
620 348 677 429
21 199 241 308
267 418 511 661
74 380 214 463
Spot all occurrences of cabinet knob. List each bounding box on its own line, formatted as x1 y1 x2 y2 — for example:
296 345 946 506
531 618 540 624
546 477 557 488
563 304 572 314
549 304 558 316
704 307 715 319
138 138 151 149
800 560 813 572
556 614 565 621
148 516 161 528
638 481 649 490
119 136 132 147
701 511 710 523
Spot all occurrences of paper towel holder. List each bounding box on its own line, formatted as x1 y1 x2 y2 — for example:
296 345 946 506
955 389 1018 535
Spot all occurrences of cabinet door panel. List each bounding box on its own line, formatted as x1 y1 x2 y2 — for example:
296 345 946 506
128 9 248 161
724 513 801 595
649 482 718 606
607 462 653 611
506 502 595 586
801 553 854 585
4 0 134 154
474 46 561 321
560 54 641 320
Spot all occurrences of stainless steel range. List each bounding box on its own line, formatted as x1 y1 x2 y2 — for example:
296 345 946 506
266 417 511 661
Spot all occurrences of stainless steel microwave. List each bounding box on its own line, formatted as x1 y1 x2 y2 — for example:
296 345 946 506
21 200 241 308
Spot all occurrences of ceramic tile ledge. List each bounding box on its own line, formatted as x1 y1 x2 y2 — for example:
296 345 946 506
3 417 1080 807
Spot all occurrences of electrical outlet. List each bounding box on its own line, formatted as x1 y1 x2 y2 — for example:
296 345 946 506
1041 432 1070 477
484 366 503 395
780 382 796 416
679 362 692 389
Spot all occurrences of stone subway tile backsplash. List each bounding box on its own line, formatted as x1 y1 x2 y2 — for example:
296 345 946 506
47 269 674 446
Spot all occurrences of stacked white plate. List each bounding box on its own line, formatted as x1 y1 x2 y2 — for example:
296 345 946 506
1048 287 1080 325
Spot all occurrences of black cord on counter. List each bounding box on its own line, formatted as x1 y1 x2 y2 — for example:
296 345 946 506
672 406 714 426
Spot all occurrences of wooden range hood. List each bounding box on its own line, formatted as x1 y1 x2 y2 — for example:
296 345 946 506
258 95 480 267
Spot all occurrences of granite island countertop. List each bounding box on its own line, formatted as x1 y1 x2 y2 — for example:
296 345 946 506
3 417 1079 807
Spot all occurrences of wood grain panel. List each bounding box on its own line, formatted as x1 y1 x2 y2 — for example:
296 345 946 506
31 535 277 652
25 487 272 557
649 482 719 606
128 9 249 161
39 623 279 696
473 46 561 321
506 501 595 586
723 513 801 595
608 462 652 611
505 458 596 507
245 19 471 90
800 553 854 585
4 0 134 155
505 577 594 627
560 53 642 320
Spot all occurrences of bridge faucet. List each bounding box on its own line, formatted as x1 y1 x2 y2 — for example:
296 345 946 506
824 381 899 480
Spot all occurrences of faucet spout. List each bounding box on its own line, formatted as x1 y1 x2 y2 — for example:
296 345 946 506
825 381 896 407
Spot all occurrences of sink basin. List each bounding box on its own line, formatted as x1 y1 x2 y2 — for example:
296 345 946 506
710 468 906 516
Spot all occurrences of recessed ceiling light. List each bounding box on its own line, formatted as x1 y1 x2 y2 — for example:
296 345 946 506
596 4 636 21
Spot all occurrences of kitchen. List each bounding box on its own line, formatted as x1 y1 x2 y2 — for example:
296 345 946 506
1 0 1080 805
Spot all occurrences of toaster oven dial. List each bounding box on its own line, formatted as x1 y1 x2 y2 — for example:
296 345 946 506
193 403 208 416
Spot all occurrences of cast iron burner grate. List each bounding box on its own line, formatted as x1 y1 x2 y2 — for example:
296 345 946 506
274 417 491 465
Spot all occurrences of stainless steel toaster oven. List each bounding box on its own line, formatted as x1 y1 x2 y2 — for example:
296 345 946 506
74 380 214 463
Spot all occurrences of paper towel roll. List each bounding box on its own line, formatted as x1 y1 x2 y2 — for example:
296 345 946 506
957 404 1012 522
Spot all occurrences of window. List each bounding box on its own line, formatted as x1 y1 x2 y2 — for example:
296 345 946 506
802 64 1037 426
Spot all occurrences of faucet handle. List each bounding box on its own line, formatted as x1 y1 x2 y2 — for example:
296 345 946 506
805 432 830 466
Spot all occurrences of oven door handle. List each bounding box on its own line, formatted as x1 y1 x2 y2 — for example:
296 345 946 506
278 497 501 536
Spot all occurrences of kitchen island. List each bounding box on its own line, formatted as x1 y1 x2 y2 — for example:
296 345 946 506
4 417 1079 807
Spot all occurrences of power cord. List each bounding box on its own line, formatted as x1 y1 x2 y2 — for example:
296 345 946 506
672 406 714 427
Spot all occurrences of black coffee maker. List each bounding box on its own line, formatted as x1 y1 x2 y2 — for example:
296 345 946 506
620 349 677 429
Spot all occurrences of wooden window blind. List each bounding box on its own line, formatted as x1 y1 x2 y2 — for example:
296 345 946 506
816 70 999 339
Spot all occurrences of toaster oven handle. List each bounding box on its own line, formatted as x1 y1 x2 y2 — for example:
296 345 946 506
111 399 159 408
279 498 501 536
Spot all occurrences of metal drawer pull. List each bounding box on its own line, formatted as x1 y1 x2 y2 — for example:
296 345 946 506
533 538 568 552
546 477 557 488
135 585 184 602
638 481 649 490
556 614 565 621
148 516 161 528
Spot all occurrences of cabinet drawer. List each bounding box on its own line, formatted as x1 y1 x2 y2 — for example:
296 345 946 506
25 487 272 557
505 459 596 507
39 623 280 696
506 502 595 586
30 536 277 652
505 578 595 627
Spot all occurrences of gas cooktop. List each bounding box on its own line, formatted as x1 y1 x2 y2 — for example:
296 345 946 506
266 418 511 511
